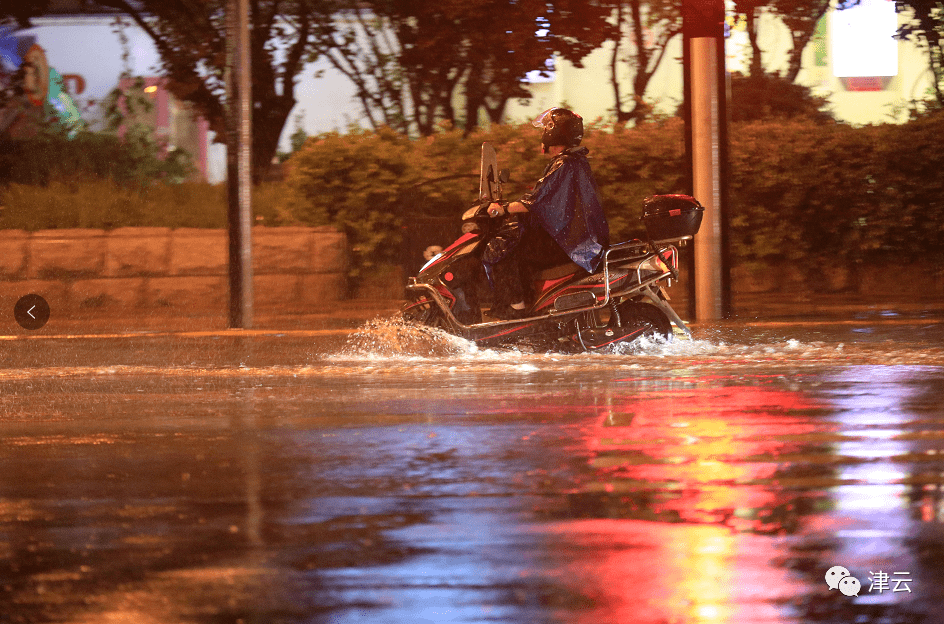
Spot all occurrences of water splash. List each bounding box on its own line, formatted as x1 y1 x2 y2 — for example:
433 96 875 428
338 318 750 363
339 317 479 359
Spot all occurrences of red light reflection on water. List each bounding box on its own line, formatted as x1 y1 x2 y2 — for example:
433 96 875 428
543 519 800 624
548 381 829 623
580 384 828 529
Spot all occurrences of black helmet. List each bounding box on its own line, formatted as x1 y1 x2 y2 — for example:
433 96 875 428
532 107 584 153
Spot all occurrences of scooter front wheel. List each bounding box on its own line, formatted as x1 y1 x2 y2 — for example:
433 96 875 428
401 295 446 329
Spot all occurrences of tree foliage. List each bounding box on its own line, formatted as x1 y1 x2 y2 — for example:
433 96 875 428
771 0 832 82
609 0 682 124
309 0 613 135
729 0 831 82
0 0 51 28
895 0 944 107
724 0 836 121
606 0 832 124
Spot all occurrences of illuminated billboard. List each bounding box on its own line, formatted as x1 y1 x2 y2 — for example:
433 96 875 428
830 0 898 78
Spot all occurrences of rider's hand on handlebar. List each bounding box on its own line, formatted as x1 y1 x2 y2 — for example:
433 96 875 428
488 202 506 218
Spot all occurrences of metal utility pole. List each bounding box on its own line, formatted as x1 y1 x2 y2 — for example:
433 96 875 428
682 0 731 320
226 0 254 328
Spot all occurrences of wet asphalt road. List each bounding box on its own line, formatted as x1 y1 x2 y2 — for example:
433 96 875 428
2 317 944 624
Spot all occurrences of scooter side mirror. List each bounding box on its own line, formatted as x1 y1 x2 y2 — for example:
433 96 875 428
499 169 510 183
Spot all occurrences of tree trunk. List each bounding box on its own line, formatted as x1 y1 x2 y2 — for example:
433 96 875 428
484 96 508 125
628 0 652 123
781 0 832 83
924 22 944 106
252 97 294 182
611 4 629 123
746 9 763 76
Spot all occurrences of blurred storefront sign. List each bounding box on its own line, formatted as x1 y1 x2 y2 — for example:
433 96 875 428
831 0 899 79
1 32 83 134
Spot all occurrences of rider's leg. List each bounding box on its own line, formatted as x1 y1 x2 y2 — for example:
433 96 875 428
487 254 528 319
490 254 525 308
519 227 573 283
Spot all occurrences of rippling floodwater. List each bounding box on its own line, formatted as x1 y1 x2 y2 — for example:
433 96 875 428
2 318 944 623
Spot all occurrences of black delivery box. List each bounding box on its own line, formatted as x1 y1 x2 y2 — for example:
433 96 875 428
641 194 705 242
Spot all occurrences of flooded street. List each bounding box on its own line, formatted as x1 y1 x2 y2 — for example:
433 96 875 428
2 317 944 623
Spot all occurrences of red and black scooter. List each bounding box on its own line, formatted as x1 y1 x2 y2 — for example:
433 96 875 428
401 143 704 351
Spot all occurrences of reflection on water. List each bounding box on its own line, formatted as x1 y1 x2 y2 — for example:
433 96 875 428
1 321 944 623
819 366 944 612
537 520 798 624
571 385 828 531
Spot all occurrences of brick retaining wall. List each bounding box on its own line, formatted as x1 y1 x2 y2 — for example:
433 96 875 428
2 227 941 323
0 227 349 316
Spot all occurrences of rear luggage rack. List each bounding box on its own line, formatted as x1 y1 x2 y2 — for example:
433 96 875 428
642 194 705 242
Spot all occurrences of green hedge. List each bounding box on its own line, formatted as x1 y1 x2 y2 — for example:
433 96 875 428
729 115 944 265
284 114 944 274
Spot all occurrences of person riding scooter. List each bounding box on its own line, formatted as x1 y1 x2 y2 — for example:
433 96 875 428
483 107 610 320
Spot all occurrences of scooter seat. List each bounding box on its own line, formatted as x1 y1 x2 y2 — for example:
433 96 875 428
534 262 583 280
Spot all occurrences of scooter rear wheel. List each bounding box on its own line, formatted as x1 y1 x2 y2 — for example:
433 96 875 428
613 301 673 342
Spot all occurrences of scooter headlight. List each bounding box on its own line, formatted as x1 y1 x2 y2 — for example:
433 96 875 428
420 252 443 272
461 221 481 234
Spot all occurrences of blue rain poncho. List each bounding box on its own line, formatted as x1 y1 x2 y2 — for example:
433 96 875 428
520 146 610 272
